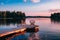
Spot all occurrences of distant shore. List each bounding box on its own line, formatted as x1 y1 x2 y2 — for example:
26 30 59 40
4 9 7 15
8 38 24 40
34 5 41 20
26 16 50 18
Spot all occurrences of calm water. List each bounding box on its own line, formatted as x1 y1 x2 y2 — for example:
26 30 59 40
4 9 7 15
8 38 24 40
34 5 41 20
0 18 60 40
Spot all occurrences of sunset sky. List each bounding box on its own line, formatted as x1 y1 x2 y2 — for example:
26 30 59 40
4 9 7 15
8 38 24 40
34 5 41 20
0 0 60 16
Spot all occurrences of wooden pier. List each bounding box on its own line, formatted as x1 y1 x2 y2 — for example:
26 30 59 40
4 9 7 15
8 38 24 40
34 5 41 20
0 25 39 40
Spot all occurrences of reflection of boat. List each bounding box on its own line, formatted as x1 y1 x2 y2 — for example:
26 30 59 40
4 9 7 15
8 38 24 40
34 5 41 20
28 33 40 40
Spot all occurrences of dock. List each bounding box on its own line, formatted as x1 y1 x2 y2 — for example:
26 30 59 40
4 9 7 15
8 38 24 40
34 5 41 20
0 28 26 37
0 24 39 40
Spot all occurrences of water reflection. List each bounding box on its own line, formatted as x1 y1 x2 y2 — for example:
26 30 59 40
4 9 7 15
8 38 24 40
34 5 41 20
10 30 40 40
26 18 60 40
1 18 60 40
28 32 40 40
51 18 60 24
0 19 25 25
13 34 27 40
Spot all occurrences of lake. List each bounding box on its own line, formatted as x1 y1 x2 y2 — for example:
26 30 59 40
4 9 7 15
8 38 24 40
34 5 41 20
0 18 60 40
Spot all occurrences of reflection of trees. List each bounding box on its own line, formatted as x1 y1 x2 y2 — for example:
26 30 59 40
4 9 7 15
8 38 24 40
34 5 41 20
0 19 25 25
51 18 60 23
28 33 40 40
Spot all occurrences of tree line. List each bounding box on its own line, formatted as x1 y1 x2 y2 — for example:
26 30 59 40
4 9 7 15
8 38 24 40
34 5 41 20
51 12 60 20
0 11 26 19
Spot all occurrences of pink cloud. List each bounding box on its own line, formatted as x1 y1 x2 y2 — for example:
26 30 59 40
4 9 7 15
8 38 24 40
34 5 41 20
31 0 40 3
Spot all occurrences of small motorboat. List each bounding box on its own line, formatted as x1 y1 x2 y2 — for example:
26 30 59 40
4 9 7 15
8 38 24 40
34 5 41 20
25 25 39 32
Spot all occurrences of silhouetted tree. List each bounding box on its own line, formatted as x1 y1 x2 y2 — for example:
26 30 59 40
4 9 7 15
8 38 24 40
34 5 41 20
0 11 26 19
51 12 60 20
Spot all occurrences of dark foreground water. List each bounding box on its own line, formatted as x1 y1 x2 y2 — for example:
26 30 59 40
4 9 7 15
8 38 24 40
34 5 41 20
0 18 60 40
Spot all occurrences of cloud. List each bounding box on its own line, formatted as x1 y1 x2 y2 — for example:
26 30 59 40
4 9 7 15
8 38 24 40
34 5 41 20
23 1 60 13
31 0 40 3
23 0 40 3
24 0 27 2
